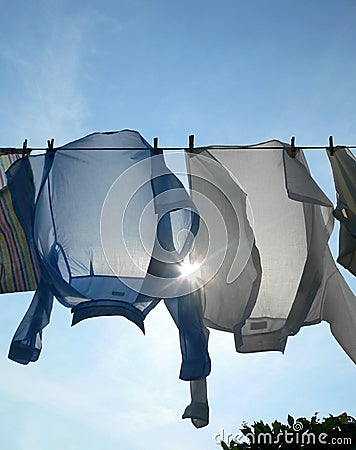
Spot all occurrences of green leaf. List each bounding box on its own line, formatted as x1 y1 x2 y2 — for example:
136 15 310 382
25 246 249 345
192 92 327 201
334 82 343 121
272 420 282 433
310 412 319 425
323 416 338 431
287 414 294 428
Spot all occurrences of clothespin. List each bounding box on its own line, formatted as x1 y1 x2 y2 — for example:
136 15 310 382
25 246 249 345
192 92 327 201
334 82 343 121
328 135 334 156
22 139 28 157
47 138 55 152
153 137 159 155
189 134 195 151
290 136 297 158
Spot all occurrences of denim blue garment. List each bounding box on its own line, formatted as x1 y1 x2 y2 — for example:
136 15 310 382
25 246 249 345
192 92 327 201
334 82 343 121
7 130 210 381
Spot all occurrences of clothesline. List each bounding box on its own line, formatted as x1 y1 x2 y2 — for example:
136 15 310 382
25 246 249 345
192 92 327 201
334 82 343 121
2 145 356 154
0 135 355 154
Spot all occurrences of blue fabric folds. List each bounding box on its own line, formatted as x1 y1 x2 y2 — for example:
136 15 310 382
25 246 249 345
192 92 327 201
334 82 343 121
7 130 210 381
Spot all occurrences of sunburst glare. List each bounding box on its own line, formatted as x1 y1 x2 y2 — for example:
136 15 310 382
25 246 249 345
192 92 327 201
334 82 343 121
179 259 201 278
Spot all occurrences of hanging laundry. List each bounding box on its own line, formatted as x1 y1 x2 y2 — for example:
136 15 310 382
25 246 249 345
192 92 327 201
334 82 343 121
3 134 355 429
327 146 356 276
7 130 210 380
183 149 262 343
182 140 356 427
0 152 20 188
0 153 39 293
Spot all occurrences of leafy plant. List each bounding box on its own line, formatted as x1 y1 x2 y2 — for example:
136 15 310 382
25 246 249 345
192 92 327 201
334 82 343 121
221 412 356 449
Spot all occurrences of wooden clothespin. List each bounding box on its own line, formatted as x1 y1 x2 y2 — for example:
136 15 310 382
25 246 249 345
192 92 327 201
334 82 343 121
153 137 159 155
22 139 28 157
47 138 55 152
189 134 195 151
290 136 297 158
328 135 334 156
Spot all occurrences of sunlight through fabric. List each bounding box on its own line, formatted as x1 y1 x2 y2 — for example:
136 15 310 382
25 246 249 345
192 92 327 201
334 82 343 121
179 259 201 278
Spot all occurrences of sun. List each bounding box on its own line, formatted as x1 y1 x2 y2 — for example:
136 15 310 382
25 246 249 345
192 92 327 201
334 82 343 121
179 259 201 278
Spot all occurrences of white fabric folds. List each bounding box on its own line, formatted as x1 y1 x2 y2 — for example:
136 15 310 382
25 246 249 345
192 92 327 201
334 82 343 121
327 146 356 276
183 141 355 427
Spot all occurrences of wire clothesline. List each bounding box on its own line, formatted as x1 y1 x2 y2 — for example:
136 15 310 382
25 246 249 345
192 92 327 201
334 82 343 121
1 135 355 155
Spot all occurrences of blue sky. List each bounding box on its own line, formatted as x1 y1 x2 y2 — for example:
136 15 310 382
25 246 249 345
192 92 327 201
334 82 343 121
0 1 355 449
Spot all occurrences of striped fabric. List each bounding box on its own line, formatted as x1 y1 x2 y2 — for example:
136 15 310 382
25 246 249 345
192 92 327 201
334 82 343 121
0 153 21 188
0 154 39 293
